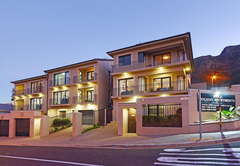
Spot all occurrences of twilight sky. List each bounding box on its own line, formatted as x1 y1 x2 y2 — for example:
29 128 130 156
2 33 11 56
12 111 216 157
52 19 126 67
0 0 240 103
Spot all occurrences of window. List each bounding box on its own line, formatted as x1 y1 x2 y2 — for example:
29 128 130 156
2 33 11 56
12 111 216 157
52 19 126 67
177 76 185 90
30 98 42 110
138 52 146 63
31 81 42 93
177 50 185 62
119 54 131 67
87 90 94 102
79 71 82 82
108 71 111 84
53 90 69 104
79 90 83 103
138 77 147 92
59 110 66 118
87 71 94 80
118 78 134 95
54 71 69 86
153 53 171 66
153 77 171 91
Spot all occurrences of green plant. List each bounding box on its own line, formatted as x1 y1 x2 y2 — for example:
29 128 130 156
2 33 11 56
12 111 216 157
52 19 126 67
68 123 72 127
214 106 240 120
82 124 100 134
97 122 100 126
53 118 71 126
62 126 65 130
54 127 58 132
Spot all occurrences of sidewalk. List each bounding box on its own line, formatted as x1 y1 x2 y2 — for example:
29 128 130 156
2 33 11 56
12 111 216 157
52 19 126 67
0 122 240 149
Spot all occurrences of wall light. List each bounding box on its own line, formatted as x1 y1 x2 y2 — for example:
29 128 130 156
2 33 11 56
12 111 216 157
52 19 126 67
161 94 167 97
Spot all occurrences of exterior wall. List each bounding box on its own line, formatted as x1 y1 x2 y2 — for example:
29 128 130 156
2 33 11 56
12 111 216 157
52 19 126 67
191 82 207 90
12 76 48 114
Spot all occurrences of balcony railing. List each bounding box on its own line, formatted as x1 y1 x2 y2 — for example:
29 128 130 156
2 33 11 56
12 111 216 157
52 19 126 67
12 89 26 96
72 73 98 84
49 97 70 105
112 55 189 73
13 105 26 111
72 95 97 104
28 86 43 94
29 104 43 110
112 80 190 96
49 77 70 87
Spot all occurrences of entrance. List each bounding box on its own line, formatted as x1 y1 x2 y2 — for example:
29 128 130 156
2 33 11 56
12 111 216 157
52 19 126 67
0 120 9 136
16 118 30 137
128 108 136 133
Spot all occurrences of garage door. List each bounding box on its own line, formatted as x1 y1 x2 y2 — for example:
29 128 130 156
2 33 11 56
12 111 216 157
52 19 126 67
0 120 9 137
78 110 93 125
16 118 30 137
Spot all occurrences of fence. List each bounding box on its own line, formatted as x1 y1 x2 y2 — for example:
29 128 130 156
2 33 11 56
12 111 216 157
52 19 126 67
142 104 182 127
49 113 73 128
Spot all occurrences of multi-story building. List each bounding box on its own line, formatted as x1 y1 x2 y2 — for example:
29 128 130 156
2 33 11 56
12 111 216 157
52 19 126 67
11 75 48 114
107 32 194 135
44 59 113 124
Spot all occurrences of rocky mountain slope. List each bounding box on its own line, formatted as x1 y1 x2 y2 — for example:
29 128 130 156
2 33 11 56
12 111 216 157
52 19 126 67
191 44 240 88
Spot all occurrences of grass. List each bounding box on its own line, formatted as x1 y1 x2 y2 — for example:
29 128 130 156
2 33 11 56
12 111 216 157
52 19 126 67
82 124 100 134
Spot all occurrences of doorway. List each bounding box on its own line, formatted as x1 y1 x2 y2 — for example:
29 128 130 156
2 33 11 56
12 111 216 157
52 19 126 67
15 118 30 137
127 108 136 133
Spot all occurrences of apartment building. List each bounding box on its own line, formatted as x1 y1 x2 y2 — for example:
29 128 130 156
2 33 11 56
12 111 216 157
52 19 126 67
11 75 48 114
107 32 194 135
44 59 113 124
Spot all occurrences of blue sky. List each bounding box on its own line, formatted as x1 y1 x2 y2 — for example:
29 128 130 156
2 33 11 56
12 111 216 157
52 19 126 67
0 0 240 103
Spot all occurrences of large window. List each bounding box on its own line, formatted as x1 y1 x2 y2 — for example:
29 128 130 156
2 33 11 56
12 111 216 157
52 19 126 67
153 77 171 91
153 53 171 66
53 90 69 104
177 76 185 90
138 76 147 92
87 71 94 80
138 52 146 63
31 81 42 93
142 104 182 127
118 78 134 95
59 110 66 118
54 71 69 86
86 90 94 102
177 50 185 62
119 54 131 67
30 98 42 110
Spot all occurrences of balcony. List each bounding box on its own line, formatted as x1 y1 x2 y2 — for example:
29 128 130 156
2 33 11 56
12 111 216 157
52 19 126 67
28 86 44 94
72 95 97 104
13 104 43 111
112 56 189 73
13 105 26 111
29 104 43 110
72 72 98 84
12 89 26 96
49 97 70 106
49 78 70 87
112 80 190 96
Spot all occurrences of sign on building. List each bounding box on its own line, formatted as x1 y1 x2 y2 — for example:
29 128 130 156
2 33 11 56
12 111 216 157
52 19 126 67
200 93 235 112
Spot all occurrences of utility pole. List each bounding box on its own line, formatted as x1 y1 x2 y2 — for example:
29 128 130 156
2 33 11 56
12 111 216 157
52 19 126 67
198 89 202 140
219 95 222 130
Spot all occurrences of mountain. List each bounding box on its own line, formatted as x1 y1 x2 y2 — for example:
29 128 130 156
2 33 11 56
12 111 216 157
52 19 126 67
191 45 240 88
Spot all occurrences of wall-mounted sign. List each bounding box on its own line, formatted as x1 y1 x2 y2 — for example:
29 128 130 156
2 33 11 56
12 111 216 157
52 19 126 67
200 93 235 112
1 115 3 120
181 97 188 101
137 110 141 115
20 112 24 117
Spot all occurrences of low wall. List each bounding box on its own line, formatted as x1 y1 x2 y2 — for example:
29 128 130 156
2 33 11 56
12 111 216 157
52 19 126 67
190 119 240 133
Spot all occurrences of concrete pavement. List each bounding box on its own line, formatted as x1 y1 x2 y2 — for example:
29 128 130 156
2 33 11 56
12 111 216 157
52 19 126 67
1 122 240 149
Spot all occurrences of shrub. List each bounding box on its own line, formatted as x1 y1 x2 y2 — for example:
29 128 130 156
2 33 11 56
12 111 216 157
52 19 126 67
53 118 71 126
142 115 182 127
54 127 58 132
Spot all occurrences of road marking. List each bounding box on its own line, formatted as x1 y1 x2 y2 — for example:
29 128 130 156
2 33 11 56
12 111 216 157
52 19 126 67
164 148 240 152
156 156 240 165
0 155 103 166
159 152 237 156
154 162 211 166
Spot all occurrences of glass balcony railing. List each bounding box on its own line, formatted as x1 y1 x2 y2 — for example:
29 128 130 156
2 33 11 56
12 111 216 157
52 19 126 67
49 78 70 87
72 95 97 104
112 80 190 96
72 72 98 84
49 97 70 105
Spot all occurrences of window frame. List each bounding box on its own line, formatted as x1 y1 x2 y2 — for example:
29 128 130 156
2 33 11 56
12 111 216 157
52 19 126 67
54 71 69 86
119 54 131 67
153 52 171 66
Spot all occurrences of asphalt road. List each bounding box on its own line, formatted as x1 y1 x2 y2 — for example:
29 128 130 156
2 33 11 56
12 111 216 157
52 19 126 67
0 141 240 166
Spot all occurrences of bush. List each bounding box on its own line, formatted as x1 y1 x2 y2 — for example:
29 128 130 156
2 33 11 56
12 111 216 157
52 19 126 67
142 115 182 127
53 118 71 126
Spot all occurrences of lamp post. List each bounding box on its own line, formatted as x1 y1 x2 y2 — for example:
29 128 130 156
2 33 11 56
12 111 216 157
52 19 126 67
212 76 216 88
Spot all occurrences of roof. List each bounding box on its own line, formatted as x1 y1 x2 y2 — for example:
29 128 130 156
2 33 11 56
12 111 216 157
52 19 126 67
107 32 191 55
44 58 113 73
11 74 47 84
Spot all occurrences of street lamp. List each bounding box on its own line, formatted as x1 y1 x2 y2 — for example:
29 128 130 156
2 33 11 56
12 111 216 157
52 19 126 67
214 91 222 130
212 76 216 88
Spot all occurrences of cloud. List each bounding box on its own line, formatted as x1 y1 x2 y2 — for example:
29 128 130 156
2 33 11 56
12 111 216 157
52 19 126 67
8 72 18 76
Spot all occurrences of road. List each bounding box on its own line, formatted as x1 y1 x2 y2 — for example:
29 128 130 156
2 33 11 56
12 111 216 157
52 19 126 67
0 141 239 166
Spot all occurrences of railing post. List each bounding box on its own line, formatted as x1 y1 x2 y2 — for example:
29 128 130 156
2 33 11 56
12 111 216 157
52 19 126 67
105 109 107 126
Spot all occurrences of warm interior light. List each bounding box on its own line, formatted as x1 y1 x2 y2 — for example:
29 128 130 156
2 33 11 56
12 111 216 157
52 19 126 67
134 96 138 99
185 68 190 71
163 56 169 59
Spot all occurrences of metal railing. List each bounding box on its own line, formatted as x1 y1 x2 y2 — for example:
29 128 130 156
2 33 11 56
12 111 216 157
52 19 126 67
72 95 97 104
112 80 190 96
72 72 98 84
13 105 26 111
12 89 26 96
112 54 189 73
49 77 70 87
28 86 43 94
49 97 70 105
28 104 43 110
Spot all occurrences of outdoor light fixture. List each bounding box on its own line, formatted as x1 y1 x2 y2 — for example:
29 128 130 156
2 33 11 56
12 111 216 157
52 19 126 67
124 73 127 75
185 68 190 71
212 75 217 88
159 67 163 70
162 94 167 97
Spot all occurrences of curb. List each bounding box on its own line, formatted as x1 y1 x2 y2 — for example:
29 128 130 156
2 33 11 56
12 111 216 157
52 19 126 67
0 136 240 149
